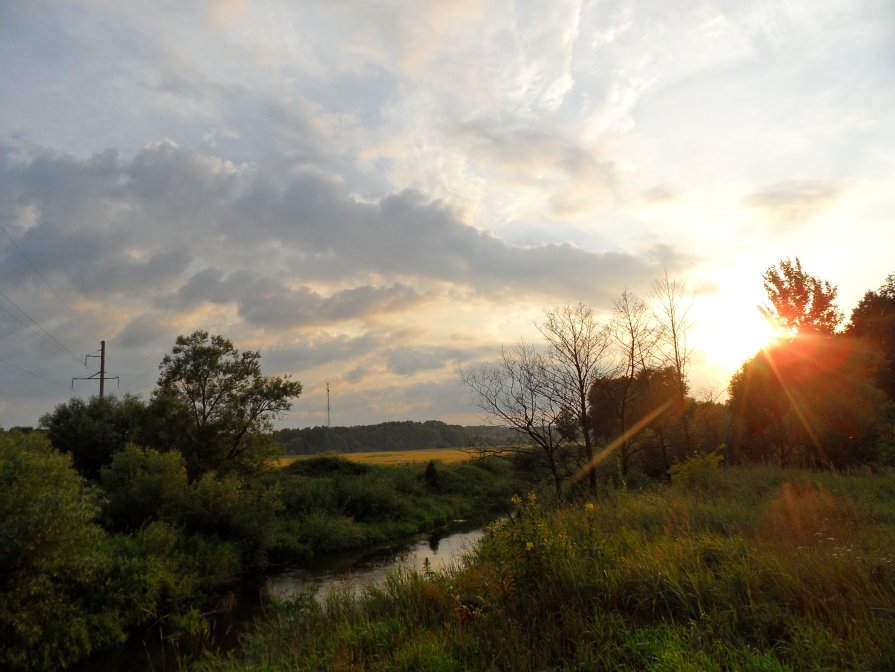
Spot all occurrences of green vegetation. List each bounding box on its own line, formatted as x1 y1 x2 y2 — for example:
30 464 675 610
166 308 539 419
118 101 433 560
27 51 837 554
5 263 895 670
0 330 523 671
263 456 517 562
274 421 516 455
195 463 895 671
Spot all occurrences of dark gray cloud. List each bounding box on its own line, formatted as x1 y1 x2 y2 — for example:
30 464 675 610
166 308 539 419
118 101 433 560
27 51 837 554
117 312 170 349
165 268 424 329
1 141 677 306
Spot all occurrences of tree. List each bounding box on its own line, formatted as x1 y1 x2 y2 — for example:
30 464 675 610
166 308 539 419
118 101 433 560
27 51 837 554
461 342 572 497
760 257 843 336
100 445 190 532
846 273 895 401
40 394 147 480
652 271 694 449
0 432 124 670
606 289 660 478
728 336 888 467
539 303 613 495
156 331 302 478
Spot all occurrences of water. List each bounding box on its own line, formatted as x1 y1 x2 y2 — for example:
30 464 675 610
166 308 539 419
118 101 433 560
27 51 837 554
267 522 485 602
73 522 487 671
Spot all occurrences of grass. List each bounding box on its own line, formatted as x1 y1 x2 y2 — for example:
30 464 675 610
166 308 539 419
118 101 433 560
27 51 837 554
277 448 474 468
195 463 895 671
262 456 520 564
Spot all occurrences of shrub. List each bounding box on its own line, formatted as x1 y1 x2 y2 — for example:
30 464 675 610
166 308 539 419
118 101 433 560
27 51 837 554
670 450 725 495
0 431 124 670
100 445 190 531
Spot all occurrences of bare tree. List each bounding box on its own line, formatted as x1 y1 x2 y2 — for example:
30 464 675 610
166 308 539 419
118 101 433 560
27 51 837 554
539 303 613 495
652 271 694 450
609 289 660 478
460 342 571 497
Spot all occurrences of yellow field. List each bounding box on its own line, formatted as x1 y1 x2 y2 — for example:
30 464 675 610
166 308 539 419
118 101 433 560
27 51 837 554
277 448 473 468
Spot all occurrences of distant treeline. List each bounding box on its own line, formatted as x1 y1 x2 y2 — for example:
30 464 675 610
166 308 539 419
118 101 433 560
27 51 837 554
274 420 517 455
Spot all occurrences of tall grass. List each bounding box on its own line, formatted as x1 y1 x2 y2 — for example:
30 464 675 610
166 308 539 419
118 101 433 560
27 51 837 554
196 465 895 671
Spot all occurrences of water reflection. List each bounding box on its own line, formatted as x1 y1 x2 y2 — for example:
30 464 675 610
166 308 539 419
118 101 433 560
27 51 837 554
267 525 485 602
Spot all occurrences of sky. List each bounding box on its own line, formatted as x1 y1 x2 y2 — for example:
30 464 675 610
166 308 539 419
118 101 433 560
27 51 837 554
1 0 893 429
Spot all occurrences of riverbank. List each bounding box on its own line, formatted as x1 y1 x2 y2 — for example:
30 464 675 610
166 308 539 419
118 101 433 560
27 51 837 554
194 465 895 671
69 455 521 671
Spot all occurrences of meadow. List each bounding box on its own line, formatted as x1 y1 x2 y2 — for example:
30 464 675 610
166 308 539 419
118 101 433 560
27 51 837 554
277 448 474 468
196 460 895 671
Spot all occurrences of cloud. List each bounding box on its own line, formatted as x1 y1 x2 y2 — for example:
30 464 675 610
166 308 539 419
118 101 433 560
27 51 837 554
166 269 424 329
384 344 490 377
1 141 677 309
745 180 844 223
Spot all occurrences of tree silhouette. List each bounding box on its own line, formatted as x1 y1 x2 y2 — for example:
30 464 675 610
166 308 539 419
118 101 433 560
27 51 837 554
759 257 843 336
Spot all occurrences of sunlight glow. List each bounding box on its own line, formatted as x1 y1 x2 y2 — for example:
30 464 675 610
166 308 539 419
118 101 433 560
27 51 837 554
694 298 784 374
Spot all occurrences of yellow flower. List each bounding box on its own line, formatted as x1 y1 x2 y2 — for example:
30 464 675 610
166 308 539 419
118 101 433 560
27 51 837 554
585 502 595 511
511 494 522 506
525 541 534 551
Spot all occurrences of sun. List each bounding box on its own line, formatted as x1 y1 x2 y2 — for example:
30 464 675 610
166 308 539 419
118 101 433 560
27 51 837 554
693 296 784 374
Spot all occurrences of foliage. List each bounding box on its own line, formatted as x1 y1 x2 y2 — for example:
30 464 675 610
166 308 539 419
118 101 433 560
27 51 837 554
669 450 724 494
195 466 895 672
156 330 302 478
424 459 441 491
760 256 843 336
100 445 190 531
0 432 124 670
39 393 146 479
847 272 895 401
275 421 516 455
728 336 889 467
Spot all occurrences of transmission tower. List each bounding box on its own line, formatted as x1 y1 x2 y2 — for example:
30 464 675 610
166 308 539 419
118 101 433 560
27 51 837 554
72 340 119 399
326 381 331 427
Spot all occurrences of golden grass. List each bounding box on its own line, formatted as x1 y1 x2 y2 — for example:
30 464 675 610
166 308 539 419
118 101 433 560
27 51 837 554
277 448 472 468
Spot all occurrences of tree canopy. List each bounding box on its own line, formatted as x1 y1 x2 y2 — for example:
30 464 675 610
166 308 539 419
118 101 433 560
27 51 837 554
759 257 843 336
156 330 302 477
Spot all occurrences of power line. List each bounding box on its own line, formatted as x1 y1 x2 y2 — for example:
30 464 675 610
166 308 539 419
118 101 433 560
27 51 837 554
0 355 70 389
0 299 30 329
0 288 85 365
0 221 99 342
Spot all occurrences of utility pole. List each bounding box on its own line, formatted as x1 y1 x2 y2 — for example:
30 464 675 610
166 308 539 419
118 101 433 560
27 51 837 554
73 340 119 398
326 381 331 427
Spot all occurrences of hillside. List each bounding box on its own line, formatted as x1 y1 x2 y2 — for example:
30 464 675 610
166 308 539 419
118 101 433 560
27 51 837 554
273 420 517 455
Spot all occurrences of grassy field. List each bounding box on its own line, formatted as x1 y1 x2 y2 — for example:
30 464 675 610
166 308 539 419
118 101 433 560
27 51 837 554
196 460 895 671
277 448 474 467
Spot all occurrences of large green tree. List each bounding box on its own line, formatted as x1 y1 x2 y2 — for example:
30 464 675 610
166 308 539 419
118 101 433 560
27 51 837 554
155 331 302 478
39 394 146 480
759 257 843 336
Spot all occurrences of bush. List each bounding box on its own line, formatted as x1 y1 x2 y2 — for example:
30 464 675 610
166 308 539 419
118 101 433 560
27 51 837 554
100 445 190 531
0 431 124 670
669 450 725 495
177 473 282 570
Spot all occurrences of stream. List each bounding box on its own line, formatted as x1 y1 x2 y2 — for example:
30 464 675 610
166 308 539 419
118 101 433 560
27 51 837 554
73 521 488 671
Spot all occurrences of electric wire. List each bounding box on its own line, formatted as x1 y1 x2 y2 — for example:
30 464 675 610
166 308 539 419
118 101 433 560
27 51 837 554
0 355 70 390
0 221 100 341
0 288 86 365
0 299 29 330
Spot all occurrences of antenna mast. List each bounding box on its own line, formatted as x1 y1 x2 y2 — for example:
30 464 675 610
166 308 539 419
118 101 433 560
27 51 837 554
326 381 331 427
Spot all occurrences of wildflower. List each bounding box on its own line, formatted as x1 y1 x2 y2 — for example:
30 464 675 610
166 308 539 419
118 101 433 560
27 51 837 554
526 541 534 551
585 502 595 511
511 494 522 506
527 493 537 504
